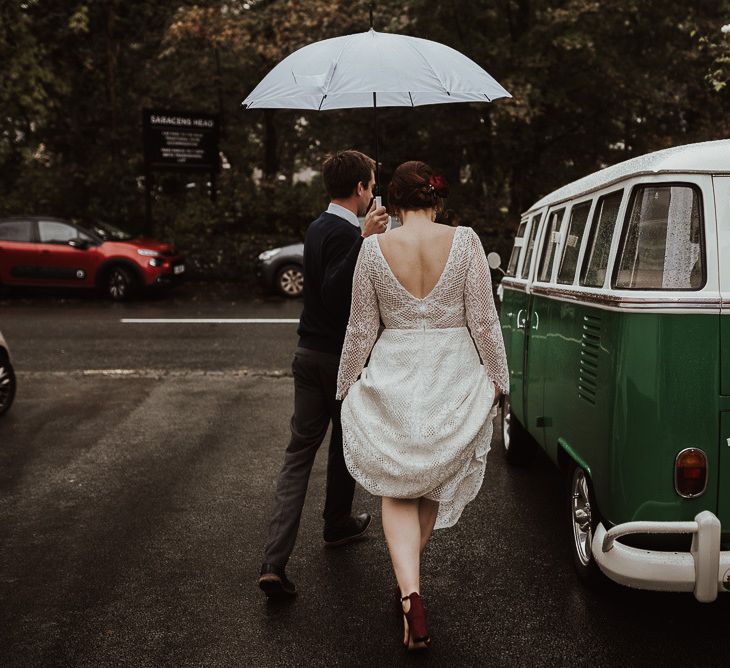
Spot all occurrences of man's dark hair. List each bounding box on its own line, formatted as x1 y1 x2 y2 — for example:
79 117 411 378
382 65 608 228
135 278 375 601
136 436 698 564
322 150 375 199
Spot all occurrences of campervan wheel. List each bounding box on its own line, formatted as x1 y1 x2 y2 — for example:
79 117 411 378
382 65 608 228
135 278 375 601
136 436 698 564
569 466 604 585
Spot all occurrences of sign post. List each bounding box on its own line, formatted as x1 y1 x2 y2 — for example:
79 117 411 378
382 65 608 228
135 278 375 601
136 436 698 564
142 110 220 236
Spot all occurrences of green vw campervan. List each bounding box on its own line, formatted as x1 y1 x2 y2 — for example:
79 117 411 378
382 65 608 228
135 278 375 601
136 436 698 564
498 139 730 602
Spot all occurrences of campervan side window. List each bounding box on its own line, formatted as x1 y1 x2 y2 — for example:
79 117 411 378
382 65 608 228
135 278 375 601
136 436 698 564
536 209 564 282
506 219 528 276
614 184 704 290
580 190 623 288
520 214 542 279
557 202 591 284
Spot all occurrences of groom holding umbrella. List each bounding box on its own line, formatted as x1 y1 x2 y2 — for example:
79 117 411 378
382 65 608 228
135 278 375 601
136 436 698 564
259 150 388 598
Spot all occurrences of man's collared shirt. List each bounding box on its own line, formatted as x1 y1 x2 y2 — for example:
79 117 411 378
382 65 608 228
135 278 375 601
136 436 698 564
326 202 360 229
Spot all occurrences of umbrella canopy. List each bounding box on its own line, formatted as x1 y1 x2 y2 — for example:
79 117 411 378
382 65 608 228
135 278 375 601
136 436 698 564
242 28 511 110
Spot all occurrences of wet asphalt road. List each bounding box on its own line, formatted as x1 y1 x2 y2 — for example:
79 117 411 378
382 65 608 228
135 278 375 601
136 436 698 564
0 284 300 373
1 286 730 667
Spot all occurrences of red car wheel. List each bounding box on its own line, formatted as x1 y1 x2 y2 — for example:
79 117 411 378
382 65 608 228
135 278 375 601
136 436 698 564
105 266 137 301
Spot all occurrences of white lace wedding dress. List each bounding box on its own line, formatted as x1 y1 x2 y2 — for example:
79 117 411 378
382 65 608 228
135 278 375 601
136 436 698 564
335 226 509 529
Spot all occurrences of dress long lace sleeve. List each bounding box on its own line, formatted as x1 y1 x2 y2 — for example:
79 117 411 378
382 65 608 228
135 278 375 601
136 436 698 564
464 229 510 394
336 239 380 400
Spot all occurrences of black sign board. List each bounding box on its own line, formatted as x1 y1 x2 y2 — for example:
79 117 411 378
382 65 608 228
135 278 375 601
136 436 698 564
143 110 219 171
142 109 220 234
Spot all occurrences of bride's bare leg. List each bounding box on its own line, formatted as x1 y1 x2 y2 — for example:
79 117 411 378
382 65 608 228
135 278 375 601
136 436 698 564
382 496 425 645
382 497 421 595
418 498 439 554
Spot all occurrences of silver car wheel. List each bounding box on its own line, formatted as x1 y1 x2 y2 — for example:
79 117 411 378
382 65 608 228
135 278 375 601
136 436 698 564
0 360 16 414
278 267 303 297
571 467 593 567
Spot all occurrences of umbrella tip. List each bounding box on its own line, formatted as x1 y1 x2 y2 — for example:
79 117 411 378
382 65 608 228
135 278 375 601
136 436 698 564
369 2 374 29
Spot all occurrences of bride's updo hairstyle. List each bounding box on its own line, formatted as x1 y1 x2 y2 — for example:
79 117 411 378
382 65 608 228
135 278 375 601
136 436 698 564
387 160 449 217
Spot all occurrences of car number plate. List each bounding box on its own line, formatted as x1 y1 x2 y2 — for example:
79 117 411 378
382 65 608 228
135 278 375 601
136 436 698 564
174 264 185 275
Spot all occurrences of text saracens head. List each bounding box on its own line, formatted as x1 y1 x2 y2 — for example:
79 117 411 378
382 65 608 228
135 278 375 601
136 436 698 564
150 115 214 128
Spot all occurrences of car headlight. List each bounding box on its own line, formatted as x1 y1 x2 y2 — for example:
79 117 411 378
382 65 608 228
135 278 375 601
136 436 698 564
137 249 160 257
258 248 282 261
149 258 164 267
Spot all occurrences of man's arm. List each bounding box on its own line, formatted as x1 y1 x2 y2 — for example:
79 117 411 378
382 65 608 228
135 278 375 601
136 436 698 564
320 204 388 319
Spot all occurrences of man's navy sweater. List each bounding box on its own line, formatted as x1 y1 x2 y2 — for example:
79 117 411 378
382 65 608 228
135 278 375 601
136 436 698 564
297 211 365 354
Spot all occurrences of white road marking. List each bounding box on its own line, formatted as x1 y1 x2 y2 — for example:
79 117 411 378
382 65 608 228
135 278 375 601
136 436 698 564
18 368 292 378
120 318 299 324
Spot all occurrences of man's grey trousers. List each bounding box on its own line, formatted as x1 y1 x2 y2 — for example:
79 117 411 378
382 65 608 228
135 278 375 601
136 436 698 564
263 347 356 568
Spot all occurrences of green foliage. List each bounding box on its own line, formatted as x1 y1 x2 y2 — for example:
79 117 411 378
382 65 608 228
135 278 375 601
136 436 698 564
0 2 67 177
1 0 728 282
696 16 730 93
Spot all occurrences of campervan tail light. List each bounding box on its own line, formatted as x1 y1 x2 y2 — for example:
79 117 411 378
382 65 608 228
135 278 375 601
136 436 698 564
674 448 708 498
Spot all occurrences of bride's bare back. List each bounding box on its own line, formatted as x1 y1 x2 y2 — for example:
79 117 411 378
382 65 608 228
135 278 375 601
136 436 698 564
376 223 457 299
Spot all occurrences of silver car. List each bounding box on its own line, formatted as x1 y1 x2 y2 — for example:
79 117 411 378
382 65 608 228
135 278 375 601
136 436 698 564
256 243 304 298
0 330 16 416
256 218 382 298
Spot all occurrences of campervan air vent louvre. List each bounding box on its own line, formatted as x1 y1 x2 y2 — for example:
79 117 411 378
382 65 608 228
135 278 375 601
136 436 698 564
578 315 601 405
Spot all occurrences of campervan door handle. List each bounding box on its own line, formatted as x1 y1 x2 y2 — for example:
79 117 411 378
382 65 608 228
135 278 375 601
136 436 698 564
516 309 527 329
531 311 540 331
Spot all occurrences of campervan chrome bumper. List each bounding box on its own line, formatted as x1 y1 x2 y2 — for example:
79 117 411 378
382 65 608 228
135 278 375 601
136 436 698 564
592 511 730 602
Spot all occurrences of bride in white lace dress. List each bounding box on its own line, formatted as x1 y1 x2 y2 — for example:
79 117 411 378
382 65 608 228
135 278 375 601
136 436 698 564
335 161 509 650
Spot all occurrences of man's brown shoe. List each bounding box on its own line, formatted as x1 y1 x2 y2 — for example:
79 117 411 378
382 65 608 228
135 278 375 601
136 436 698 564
258 563 296 598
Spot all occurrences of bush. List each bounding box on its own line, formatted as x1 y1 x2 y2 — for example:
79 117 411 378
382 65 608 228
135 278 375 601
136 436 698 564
151 173 323 283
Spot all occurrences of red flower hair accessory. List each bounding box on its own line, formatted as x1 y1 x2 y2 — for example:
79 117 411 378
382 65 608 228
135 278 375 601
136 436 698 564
427 174 449 198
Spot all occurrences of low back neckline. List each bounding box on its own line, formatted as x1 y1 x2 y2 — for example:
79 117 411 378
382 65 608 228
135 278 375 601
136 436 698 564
373 226 463 302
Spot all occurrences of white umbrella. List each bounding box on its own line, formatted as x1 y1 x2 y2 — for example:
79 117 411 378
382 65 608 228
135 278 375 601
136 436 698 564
242 26 511 194
242 28 511 110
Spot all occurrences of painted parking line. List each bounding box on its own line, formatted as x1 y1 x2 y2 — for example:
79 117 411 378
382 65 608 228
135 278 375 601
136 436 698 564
120 318 299 324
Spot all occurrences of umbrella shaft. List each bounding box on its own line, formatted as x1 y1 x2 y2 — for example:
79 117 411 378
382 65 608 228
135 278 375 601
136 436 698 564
373 92 380 195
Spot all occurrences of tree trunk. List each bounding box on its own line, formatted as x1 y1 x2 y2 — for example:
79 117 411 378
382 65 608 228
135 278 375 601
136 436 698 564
263 109 278 178
501 0 531 42
105 1 119 156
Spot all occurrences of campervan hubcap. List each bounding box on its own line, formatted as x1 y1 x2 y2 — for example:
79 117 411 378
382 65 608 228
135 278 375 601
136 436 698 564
280 269 303 296
572 469 593 566
502 396 511 452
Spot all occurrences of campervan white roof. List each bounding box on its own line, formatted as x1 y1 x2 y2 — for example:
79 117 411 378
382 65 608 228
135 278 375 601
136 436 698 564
526 138 730 214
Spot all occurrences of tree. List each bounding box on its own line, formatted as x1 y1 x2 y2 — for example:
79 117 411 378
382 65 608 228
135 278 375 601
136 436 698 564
0 2 65 198
1 0 728 277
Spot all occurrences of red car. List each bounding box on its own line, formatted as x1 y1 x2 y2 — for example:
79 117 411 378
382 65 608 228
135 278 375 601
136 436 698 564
0 216 185 300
